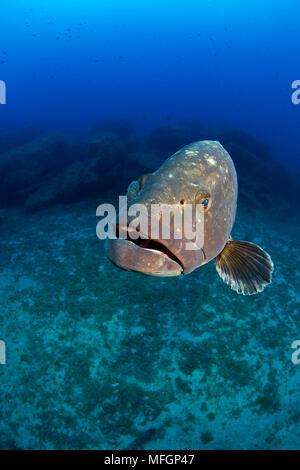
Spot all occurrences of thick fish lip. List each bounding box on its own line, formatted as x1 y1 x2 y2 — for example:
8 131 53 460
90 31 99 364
106 223 205 276
128 237 185 270
105 238 183 276
119 224 185 269
152 234 205 274
105 224 184 276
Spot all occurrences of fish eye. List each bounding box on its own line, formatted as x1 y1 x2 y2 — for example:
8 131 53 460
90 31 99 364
200 196 211 212
195 190 212 212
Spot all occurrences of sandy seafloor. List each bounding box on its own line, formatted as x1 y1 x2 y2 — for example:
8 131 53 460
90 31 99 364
0 200 299 450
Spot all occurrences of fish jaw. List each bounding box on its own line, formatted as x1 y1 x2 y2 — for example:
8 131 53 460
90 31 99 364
105 238 183 277
150 236 205 275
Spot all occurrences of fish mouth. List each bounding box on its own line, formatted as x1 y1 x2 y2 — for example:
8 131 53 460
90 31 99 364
105 224 184 276
128 237 185 271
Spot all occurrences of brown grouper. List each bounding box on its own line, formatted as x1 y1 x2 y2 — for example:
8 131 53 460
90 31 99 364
105 140 273 295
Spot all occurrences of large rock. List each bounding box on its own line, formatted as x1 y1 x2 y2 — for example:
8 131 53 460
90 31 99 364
146 125 203 155
0 127 43 155
218 129 271 161
0 133 71 207
0 124 298 217
24 133 145 212
127 151 165 173
89 121 133 139
218 134 299 211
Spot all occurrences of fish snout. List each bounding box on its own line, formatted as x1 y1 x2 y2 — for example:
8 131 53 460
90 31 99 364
105 220 204 277
105 237 183 276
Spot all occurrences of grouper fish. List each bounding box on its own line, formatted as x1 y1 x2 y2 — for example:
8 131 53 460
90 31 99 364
105 140 273 295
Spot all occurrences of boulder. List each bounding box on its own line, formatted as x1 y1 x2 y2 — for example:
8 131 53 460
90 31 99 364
24 133 145 211
0 133 71 207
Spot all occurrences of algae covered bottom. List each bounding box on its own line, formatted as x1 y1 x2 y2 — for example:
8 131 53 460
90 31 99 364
0 200 299 450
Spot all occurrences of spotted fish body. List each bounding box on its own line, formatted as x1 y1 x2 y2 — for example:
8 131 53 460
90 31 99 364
105 140 273 295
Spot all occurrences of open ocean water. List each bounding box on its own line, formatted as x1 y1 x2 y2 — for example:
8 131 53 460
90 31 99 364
0 0 299 450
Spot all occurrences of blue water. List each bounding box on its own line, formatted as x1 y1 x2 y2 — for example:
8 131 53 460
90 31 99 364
0 0 299 450
1 0 300 166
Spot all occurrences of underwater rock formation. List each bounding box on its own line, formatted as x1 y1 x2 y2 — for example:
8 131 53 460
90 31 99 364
0 123 298 214
89 120 133 139
146 125 202 154
127 151 165 172
146 125 299 213
0 133 71 207
220 137 299 212
0 127 43 154
24 132 145 211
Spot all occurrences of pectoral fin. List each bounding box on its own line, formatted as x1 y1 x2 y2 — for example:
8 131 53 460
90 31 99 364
215 240 273 295
127 174 152 201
